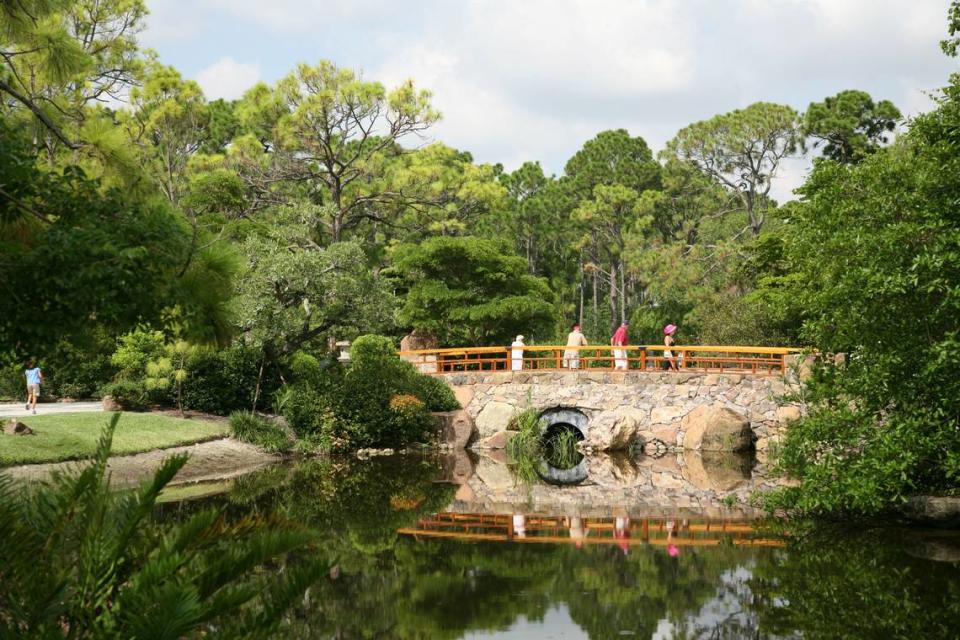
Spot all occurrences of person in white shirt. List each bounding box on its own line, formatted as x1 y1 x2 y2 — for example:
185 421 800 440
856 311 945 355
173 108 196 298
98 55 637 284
511 335 525 371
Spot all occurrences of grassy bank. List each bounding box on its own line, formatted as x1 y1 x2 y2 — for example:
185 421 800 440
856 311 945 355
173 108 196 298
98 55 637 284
0 412 228 466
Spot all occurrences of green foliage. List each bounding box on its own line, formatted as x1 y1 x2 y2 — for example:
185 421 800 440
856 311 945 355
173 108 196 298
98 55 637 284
665 102 800 236
234 216 397 355
100 379 149 410
229 411 291 454
283 336 456 450
111 327 167 380
942 0 960 56
394 236 556 345
803 90 901 163
0 414 324 638
763 74 960 515
181 344 276 415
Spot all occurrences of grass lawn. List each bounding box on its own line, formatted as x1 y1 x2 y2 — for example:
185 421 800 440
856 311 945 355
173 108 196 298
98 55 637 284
0 412 228 466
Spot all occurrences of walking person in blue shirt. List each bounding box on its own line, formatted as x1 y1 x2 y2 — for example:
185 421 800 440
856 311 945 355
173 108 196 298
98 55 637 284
25 359 42 414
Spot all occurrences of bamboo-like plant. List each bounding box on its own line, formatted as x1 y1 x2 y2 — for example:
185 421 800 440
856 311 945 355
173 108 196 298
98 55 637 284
0 413 325 639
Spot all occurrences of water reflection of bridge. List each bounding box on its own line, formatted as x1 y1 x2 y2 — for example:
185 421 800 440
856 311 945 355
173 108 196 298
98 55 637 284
398 512 785 548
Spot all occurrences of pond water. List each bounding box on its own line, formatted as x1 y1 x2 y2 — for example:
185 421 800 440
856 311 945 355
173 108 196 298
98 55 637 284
155 453 960 639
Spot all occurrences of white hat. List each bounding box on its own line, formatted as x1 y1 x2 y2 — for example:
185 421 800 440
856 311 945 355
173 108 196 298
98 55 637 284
515 335 524 341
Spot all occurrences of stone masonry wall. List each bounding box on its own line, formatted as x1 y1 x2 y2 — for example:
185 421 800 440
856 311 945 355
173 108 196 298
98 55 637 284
443 370 804 453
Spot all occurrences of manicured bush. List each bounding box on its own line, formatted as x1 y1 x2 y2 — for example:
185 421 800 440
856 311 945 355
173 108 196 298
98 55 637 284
229 411 292 454
408 374 459 412
99 379 149 411
181 344 280 415
282 335 455 450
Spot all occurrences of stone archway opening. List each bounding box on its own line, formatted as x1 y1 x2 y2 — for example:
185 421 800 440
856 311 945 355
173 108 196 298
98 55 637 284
535 408 589 484
538 407 589 439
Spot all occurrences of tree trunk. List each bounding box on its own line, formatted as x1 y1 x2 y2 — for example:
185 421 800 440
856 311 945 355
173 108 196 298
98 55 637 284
252 354 266 413
578 277 585 327
592 271 598 316
620 263 627 324
609 262 618 333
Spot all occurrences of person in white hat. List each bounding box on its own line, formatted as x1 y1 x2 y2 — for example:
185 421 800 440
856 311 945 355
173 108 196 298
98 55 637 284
511 335 525 371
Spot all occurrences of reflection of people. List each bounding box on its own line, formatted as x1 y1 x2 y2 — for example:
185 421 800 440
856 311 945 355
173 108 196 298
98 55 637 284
512 514 527 539
663 324 679 371
511 335 525 371
563 324 588 369
24 359 42 415
569 516 587 548
666 519 679 557
614 516 631 555
610 322 629 370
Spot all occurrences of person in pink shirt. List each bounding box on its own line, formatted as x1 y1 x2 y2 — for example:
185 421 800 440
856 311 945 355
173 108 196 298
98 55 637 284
610 322 629 370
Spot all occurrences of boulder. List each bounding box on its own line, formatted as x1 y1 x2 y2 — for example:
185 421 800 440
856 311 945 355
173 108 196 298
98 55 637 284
586 453 643 488
473 453 515 490
452 386 474 409
474 401 516 438
399 330 438 351
650 405 685 425
775 405 802 425
433 410 475 449
901 496 960 527
681 404 753 452
101 395 122 412
454 483 476 502
437 450 476 484
472 430 514 450
682 451 752 491
582 407 644 451
4 419 34 436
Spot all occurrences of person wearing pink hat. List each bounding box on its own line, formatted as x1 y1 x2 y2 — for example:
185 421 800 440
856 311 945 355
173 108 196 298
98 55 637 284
663 324 679 371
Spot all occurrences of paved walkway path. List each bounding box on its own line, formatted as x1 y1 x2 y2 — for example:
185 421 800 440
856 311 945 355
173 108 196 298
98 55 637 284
0 401 102 418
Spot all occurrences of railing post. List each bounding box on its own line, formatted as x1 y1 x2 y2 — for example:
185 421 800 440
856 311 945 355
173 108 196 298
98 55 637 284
555 348 561 370
640 347 646 371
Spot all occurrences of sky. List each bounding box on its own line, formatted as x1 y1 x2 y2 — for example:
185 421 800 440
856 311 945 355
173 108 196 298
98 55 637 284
141 0 959 201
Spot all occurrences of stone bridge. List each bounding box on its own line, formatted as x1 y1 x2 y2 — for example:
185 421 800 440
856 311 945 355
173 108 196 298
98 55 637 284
439 368 807 454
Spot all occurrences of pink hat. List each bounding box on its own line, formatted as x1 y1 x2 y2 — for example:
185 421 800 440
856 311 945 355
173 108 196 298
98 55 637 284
667 543 679 557
664 324 677 335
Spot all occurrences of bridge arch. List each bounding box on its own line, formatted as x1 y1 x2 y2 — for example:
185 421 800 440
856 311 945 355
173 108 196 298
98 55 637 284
538 407 589 439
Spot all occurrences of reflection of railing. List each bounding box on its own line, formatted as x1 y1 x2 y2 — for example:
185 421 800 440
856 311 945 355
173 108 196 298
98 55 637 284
399 345 801 375
397 512 785 548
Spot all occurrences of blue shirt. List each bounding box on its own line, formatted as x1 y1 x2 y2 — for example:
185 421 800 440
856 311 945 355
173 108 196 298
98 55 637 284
25 367 41 385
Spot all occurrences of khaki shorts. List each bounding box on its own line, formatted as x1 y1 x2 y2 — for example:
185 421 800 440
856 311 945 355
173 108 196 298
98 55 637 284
27 384 40 396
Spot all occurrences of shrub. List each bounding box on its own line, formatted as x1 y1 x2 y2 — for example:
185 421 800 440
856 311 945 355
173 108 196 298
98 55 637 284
0 357 23 401
229 411 292 454
99 379 149 411
281 336 454 450
110 327 166 380
181 344 279 415
408 374 459 412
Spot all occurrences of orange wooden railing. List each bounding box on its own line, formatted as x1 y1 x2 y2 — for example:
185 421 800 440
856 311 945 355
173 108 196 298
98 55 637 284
397 512 785 548
398 344 801 376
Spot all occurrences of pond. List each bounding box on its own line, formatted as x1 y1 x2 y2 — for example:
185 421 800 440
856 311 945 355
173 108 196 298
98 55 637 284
155 452 960 639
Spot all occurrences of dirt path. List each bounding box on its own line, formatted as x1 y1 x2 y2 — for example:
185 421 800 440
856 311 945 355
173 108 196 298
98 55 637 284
4 437 279 487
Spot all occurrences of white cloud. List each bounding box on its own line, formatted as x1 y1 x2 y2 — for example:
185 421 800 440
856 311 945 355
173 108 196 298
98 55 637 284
142 0 958 191
196 57 262 100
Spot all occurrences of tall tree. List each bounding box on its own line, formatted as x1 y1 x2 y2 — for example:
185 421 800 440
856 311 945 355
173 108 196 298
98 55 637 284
0 0 146 153
236 61 439 243
803 90 901 163
564 129 661 197
392 236 556 346
664 102 800 237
